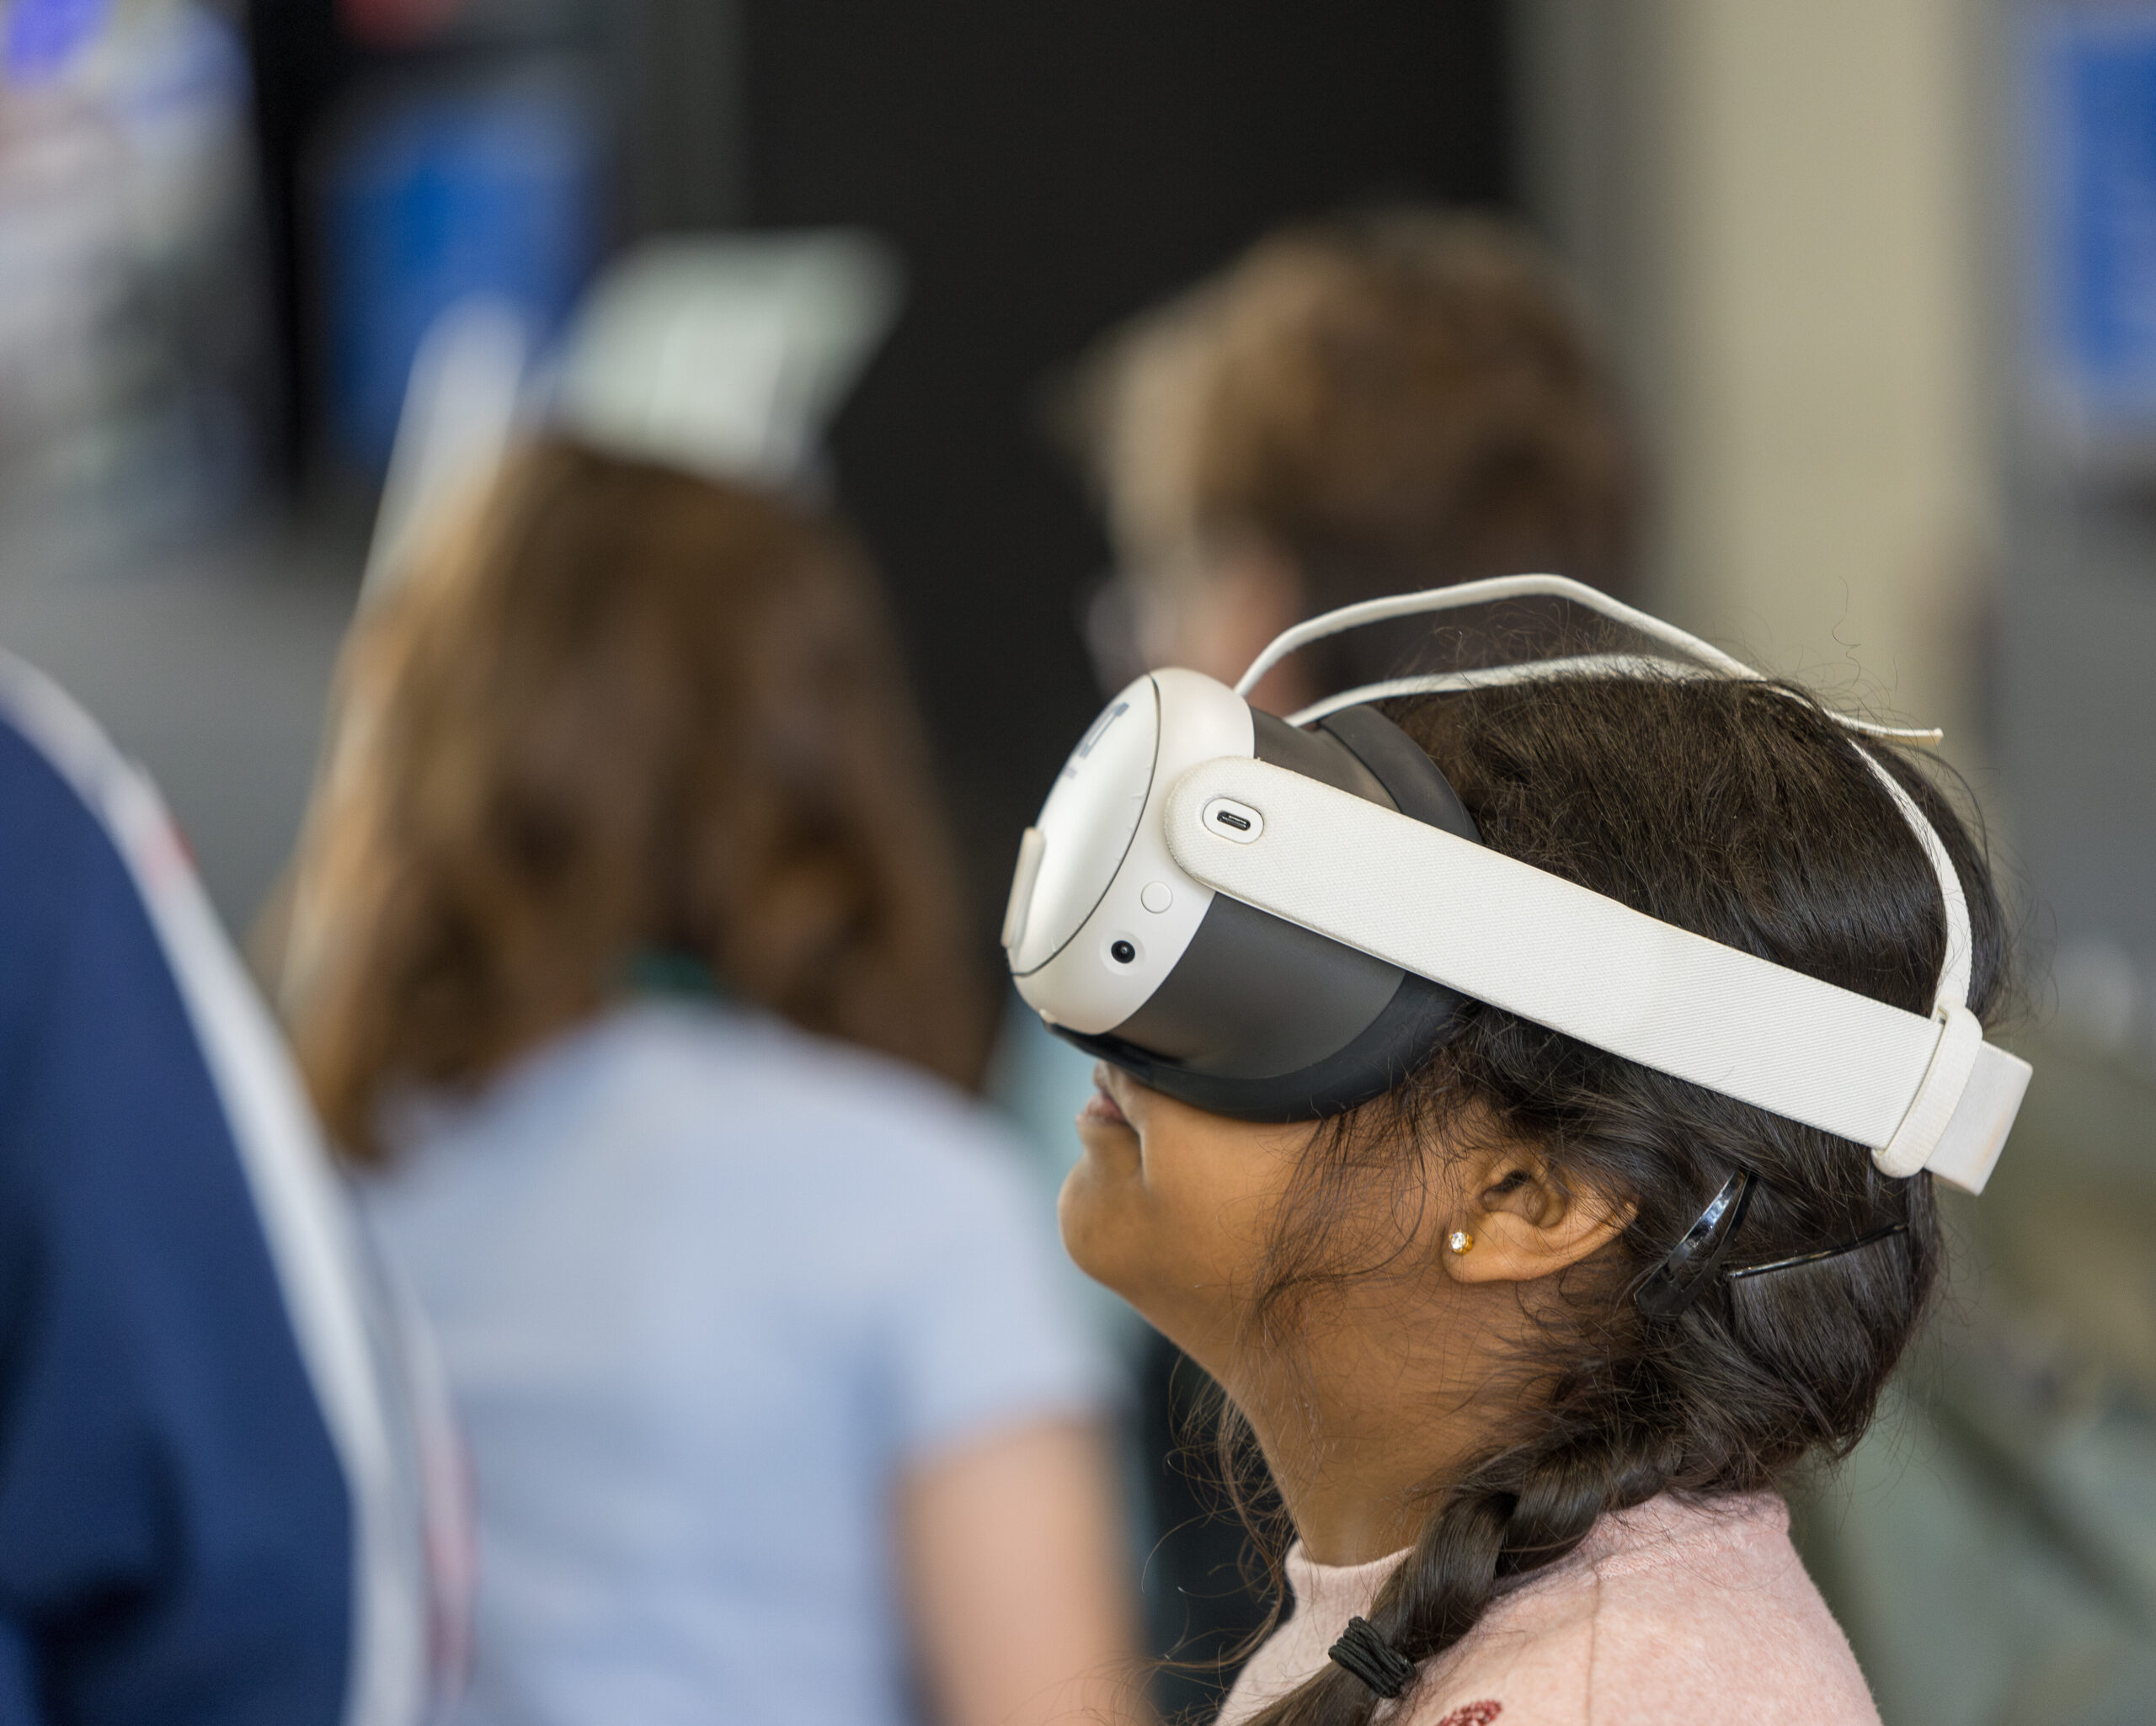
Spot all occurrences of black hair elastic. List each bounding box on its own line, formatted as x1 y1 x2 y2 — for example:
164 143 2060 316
1634 1169 1755 1321
1724 1221 1909 1282
1329 1616 1415 1699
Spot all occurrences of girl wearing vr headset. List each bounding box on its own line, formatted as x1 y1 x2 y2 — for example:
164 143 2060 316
1070 209 1645 1713
1016 581 2020 1726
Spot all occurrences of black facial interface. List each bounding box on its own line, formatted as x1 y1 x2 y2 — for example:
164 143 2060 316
1053 704 1483 1121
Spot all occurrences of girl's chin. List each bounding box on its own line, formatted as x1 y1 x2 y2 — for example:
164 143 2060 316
1057 1150 1126 1283
1071 1113 1141 1182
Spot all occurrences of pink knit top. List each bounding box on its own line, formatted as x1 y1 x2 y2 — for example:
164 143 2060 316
1217 1494 1878 1726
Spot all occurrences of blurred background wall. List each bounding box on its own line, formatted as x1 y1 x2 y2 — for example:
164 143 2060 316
1522 0 1994 761
1524 0 2156 1045
738 1 1513 920
1518 13 2156 1723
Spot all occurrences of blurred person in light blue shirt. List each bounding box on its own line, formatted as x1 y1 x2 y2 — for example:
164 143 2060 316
366 999 1117 1726
275 424 1140 1726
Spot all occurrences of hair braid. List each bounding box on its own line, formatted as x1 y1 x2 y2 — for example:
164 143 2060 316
1251 1409 1678 1726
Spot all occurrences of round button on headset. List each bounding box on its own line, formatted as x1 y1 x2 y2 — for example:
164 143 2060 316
1139 882 1173 914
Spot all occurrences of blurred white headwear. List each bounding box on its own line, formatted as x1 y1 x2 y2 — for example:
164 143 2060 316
363 229 903 601
552 231 901 488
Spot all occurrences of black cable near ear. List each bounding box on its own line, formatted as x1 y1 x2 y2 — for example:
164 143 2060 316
1725 1220 1908 1283
1328 1616 1416 1699
1633 1169 1755 1321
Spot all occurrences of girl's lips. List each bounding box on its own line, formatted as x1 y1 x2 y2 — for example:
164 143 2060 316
1078 1088 1129 1128
1078 1067 1131 1128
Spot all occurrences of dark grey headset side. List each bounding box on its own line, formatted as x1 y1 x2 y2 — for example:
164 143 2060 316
1052 705 1482 1121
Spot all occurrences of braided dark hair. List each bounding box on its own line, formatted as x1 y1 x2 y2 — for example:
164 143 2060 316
1237 672 2010 1726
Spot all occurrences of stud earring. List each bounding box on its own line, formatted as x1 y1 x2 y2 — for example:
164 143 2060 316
1447 1230 1474 1254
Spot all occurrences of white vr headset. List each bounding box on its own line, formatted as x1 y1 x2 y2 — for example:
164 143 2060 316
1004 575 2030 1195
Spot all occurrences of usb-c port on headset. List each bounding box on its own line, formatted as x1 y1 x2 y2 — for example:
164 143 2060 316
1201 796 1265 843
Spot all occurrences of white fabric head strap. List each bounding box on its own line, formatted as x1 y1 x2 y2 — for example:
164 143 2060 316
1163 758 2030 1192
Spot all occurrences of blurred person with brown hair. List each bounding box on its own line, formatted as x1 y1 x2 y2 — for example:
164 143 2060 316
1075 207 1637 714
278 242 1143 1726
1060 206 1641 1707
291 437 991 1147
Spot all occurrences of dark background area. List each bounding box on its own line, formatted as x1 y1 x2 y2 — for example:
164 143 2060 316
740 2 1515 930
242 0 1517 944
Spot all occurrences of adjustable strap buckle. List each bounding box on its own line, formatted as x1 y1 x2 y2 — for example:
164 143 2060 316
1874 1004 2031 1193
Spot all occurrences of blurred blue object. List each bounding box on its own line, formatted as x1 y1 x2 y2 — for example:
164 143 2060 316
320 70 599 469
6 0 107 82
2026 4 2156 455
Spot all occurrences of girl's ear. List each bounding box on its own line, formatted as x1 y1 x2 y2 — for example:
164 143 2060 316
1442 1144 1634 1286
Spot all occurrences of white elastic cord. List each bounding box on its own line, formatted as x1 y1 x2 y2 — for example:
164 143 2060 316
1284 654 1720 727
1849 746 1972 1015
1241 573 1945 746
1235 573 1764 695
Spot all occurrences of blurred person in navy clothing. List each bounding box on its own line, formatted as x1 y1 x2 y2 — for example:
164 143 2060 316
0 655 449 1726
